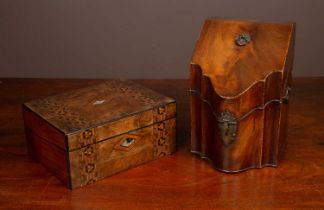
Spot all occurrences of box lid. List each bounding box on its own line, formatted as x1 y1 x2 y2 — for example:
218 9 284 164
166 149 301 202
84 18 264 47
24 80 176 151
191 18 295 98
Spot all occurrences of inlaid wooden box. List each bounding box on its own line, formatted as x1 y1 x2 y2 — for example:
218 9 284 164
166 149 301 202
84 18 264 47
190 18 295 172
23 80 176 189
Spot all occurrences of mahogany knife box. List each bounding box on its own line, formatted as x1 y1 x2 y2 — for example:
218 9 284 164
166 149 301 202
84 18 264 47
23 80 176 189
190 18 295 172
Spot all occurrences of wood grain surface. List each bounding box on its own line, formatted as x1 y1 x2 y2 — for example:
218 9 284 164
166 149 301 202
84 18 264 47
190 19 295 172
191 18 295 97
24 80 175 135
23 80 177 189
0 78 324 209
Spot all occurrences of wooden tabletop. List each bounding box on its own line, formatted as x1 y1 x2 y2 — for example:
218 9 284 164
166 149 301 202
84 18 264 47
0 78 323 209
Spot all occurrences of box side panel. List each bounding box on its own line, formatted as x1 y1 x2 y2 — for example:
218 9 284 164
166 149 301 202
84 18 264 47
23 105 67 150
200 76 215 159
277 72 292 162
24 129 70 187
278 102 289 161
190 64 202 154
278 25 295 162
69 118 176 189
262 103 281 165
67 102 176 151
261 72 282 166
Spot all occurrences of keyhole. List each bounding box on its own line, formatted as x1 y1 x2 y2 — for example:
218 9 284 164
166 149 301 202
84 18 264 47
225 123 229 136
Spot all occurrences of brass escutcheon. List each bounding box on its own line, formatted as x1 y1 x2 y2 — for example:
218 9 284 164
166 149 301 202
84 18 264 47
235 33 251 46
217 110 238 146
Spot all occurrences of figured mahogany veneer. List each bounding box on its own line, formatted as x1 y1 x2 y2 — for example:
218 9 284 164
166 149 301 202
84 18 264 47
190 18 295 172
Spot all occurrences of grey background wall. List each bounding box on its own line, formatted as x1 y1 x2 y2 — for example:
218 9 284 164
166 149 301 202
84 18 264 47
0 0 323 78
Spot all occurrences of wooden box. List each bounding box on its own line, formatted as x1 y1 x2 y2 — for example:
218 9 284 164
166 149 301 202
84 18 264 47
190 18 295 172
23 80 176 189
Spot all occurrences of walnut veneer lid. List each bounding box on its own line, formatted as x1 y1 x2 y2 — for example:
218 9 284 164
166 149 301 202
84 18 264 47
24 80 175 134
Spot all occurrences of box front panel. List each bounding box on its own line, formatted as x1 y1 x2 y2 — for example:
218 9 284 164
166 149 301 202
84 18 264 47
69 118 176 189
67 102 176 151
